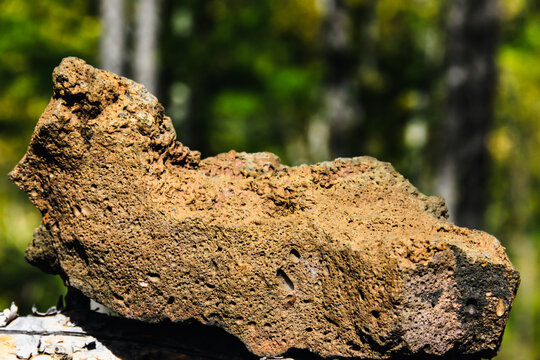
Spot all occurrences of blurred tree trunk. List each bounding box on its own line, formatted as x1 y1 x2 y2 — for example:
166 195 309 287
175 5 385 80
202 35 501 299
185 2 211 155
100 0 125 75
437 0 499 229
134 0 160 96
320 0 359 159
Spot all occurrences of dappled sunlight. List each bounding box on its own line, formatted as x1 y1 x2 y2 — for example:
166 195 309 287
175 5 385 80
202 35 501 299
0 0 539 357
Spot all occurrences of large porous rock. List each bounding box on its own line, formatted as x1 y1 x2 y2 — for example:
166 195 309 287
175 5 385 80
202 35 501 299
10 57 519 359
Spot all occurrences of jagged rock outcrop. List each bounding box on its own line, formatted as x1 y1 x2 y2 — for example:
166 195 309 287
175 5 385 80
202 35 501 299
9 58 519 359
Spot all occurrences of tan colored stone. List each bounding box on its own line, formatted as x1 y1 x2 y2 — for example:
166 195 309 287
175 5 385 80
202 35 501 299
10 58 519 359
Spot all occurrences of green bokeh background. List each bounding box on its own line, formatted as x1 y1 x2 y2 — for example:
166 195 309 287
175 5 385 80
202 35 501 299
0 0 538 358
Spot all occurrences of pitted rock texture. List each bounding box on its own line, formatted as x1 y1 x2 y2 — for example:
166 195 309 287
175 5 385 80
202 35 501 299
10 57 519 359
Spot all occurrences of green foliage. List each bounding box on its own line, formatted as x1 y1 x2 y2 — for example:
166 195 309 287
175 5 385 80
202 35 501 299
0 0 99 313
486 4 540 358
162 0 445 180
162 0 324 164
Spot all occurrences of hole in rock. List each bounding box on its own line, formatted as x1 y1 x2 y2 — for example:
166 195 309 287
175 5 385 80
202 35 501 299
285 294 297 308
289 249 301 261
112 292 124 301
277 269 295 292
73 205 82 217
167 296 175 305
371 310 380 318
67 239 89 265
346 340 361 351
324 315 339 327
464 298 478 315
465 298 478 306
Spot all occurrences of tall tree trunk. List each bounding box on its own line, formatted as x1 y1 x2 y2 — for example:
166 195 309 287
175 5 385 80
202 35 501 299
437 0 499 229
183 2 211 156
100 0 125 75
134 0 160 95
319 0 358 159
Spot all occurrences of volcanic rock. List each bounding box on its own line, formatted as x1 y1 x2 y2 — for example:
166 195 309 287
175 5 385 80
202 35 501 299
9 58 519 359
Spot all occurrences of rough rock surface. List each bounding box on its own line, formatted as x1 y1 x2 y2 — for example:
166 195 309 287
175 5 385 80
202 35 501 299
10 58 519 359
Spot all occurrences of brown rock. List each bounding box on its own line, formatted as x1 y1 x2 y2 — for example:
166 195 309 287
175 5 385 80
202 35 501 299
9 58 519 359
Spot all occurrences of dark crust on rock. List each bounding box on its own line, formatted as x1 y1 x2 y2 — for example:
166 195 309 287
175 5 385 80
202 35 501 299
9 57 520 359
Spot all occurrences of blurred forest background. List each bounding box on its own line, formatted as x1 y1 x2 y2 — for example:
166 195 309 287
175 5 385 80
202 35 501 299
0 0 538 358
